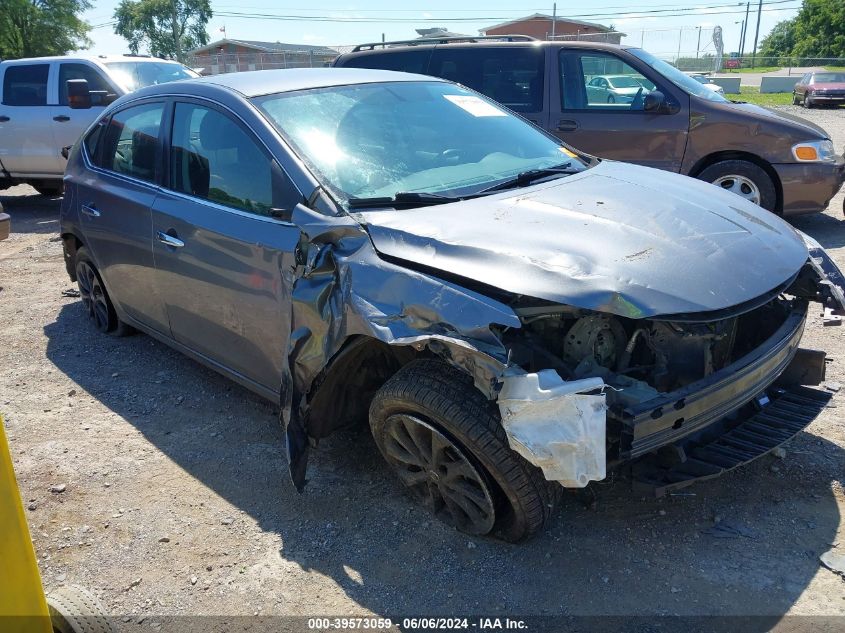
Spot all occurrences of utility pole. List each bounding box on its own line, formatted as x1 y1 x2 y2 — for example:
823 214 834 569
751 0 762 69
741 1 750 57
696 26 702 59
551 3 557 39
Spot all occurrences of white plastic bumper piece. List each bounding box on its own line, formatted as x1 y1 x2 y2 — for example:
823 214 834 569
497 370 606 488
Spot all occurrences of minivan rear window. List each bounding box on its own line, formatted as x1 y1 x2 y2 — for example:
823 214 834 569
427 47 544 113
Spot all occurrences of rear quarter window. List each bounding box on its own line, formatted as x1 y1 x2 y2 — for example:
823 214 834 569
341 50 431 75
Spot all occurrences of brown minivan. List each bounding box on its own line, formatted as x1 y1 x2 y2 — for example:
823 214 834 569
335 38 845 215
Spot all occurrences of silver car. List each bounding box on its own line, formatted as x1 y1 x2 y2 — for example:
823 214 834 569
60 69 845 541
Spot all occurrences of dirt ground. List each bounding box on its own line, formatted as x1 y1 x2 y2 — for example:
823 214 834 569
2 105 845 629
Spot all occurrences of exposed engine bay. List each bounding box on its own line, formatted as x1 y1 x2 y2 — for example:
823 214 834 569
502 295 796 411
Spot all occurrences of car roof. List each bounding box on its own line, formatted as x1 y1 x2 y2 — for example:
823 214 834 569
342 39 635 56
137 67 444 98
0 54 177 65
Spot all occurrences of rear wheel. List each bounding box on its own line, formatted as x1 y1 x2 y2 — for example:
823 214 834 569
697 159 777 212
369 359 558 542
75 247 133 336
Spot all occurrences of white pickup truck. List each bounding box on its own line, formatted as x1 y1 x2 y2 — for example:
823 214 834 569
0 55 197 195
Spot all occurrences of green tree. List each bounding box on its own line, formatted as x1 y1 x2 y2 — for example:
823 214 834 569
0 0 92 59
114 0 211 62
791 0 845 59
759 19 797 59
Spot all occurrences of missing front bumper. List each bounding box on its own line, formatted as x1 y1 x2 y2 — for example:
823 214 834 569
631 385 833 497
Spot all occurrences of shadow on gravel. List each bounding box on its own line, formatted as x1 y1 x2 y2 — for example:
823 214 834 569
0 191 62 236
792 211 845 250
44 302 843 623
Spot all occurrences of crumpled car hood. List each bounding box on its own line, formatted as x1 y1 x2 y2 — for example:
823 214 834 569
359 161 810 319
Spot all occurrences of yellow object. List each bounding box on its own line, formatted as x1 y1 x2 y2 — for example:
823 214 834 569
0 414 53 633
794 146 819 161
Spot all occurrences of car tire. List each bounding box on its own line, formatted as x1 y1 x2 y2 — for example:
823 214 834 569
33 182 64 197
47 585 116 633
697 159 777 212
369 359 558 542
792 92 800 105
607 94 616 104
74 247 134 336
803 95 813 108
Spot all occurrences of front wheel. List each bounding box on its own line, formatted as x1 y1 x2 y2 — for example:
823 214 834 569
369 359 558 542
792 92 800 105
607 94 616 104
697 159 777 212
803 94 813 108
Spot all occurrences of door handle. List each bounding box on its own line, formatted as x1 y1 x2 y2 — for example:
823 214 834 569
53 115 71 122
0 116 9 122
557 120 578 132
80 203 100 218
157 230 185 248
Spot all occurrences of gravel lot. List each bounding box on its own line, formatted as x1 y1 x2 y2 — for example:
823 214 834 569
2 105 845 628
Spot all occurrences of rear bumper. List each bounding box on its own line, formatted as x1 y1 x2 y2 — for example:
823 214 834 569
615 302 808 460
773 159 845 216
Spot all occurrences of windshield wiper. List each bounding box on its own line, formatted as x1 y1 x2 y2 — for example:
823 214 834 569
476 162 579 194
347 191 463 209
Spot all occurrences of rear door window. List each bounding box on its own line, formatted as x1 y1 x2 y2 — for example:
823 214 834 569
100 102 165 183
58 63 114 105
2 64 49 106
427 47 545 113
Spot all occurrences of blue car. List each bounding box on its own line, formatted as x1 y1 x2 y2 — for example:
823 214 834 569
59 68 845 541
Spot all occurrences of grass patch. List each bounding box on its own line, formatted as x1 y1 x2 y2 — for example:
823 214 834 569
725 86 794 106
723 66 782 74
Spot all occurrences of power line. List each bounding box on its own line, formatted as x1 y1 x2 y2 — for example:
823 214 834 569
212 4 802 24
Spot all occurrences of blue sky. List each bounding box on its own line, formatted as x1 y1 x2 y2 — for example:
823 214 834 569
83 0 803 58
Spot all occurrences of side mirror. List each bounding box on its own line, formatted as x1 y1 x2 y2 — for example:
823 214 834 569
643 90 665 112
67 79 92 109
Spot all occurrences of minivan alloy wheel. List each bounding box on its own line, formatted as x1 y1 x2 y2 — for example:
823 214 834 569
380 413 496 535
711 174 762 205
76 260 111 332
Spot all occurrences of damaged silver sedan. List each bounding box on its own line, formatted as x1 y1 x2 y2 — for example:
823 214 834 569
59 69 845 541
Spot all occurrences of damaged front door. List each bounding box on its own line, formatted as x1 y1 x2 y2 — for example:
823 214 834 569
152 101 302 396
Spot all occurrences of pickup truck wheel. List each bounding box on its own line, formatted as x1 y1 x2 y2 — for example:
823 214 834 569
697 160 777 211
33 183 64 197
369 359 557 542
74 247 133 336
803 95 813 109
792 92 800 105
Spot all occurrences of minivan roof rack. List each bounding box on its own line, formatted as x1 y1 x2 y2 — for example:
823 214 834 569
351 34 536 53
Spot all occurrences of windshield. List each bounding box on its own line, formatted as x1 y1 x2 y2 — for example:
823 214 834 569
629 49 729 103
814 72 845 83
254 81 589 204
608 76 642 88
104 61 198 92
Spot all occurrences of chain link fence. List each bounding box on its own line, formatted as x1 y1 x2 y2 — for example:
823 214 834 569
186 49 346 74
